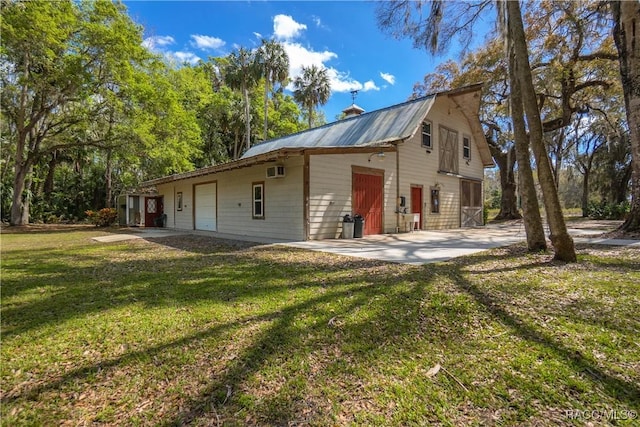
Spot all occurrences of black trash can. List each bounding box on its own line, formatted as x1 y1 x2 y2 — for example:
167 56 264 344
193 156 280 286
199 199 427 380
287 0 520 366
154 214 167 227
353 214 365 238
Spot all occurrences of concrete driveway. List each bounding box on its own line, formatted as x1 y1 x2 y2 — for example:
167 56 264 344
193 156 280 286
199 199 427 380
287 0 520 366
285 221 638 265
93 220 637 265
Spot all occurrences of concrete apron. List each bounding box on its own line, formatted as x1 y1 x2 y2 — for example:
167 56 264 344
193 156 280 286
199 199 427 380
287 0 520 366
92 223 638 265
284 224 640 265
92 229 187 243
285 227 528 265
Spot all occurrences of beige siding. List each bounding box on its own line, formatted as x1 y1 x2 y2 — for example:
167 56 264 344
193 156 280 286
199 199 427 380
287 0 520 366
398 95 485 230
155 95 485 241
156 156 305 240
309 153 398 239
307 96 486 238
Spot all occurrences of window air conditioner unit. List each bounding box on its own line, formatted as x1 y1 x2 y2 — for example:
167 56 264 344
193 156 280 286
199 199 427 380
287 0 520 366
266 165 285 178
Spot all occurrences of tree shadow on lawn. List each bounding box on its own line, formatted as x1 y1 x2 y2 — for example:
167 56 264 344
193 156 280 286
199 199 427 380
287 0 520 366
161 249 640 425
455 244 640 337
451 267 639 402
2 240 385 339
3 234 639 425
4 250 432 419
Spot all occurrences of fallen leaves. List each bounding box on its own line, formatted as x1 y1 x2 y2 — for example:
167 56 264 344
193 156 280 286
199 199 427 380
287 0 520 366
425 363 441 378
2 231 639 426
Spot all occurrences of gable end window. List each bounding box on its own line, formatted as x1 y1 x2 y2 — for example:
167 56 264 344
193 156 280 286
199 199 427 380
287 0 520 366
252 182 264 219
422 121 432 149
463 135 471 160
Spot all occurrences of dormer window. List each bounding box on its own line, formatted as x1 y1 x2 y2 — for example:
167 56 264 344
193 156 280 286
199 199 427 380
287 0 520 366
422 121 432 149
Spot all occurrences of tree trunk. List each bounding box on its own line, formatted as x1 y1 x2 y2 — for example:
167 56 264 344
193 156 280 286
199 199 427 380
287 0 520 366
508 39 547 252
242 83 251 154
581 168 590 217
613 1 640 231
105 149 113 208
264 75 269 141
489 144 521 220
43 151 58 200
508 0 576 262
10 129 31 225
233 129 239 160
11 162 33 225
551 128 565 188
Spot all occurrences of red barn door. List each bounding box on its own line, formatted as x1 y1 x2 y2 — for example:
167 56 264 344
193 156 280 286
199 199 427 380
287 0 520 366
352 171 383 235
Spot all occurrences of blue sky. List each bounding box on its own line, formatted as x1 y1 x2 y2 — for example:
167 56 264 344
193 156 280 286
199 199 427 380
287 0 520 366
124 1 489 121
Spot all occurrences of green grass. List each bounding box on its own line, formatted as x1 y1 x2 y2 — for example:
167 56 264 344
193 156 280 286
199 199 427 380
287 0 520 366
2 227 639 426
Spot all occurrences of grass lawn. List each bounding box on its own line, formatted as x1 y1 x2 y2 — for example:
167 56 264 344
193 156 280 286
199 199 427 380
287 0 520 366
1 227 639 426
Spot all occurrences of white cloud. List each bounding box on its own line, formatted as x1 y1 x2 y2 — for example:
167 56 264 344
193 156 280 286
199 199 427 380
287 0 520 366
270 15 383 95
273 14 307 40
282 42 381 94
325 68 363 93
141 35 200 66
283 42 337 77
253 32 263 39
190 34 225 51
380 72 396 85
170 51 201 65
322 72 380 93
142 35 175 50
363 80 380 91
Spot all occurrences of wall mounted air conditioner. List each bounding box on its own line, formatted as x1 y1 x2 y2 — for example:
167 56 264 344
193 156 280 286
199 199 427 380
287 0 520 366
266 165 285 178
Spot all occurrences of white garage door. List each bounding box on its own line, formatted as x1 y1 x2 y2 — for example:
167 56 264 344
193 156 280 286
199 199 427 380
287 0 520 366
194 183 217 231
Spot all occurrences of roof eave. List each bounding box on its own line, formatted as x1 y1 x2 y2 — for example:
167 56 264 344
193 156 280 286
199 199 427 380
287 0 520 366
445 84 495 168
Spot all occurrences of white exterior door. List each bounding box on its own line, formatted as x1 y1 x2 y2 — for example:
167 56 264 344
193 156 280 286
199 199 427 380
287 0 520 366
194 183 217 231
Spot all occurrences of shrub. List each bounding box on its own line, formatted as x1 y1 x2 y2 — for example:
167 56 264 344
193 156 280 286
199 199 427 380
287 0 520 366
587 201 630 220
483 202 490 225
85 208 118 227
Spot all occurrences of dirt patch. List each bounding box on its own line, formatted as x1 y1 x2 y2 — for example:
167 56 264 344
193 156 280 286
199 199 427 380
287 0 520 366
600 229 640 240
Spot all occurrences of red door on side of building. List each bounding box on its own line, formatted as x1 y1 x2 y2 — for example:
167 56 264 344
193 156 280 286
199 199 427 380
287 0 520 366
144 196 163 227
411 186 423 230
353 172 383 235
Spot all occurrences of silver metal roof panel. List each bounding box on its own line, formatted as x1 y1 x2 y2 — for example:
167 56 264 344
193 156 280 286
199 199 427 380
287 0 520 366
242 95 436 158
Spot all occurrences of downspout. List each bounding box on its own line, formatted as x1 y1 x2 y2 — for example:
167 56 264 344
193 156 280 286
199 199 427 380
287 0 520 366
394 137 409 233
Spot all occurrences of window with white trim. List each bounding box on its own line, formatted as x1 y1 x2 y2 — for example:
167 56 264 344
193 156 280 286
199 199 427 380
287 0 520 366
252 182 264 219
463 135 471 160
422 121 432 149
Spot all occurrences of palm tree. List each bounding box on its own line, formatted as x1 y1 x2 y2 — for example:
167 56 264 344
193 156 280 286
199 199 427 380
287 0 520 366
293 65 331 129
256 39 289 141
223 47 260 154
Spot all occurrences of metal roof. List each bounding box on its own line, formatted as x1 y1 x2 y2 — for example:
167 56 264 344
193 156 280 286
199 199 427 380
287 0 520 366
141 84 493 187
242 95 436 158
